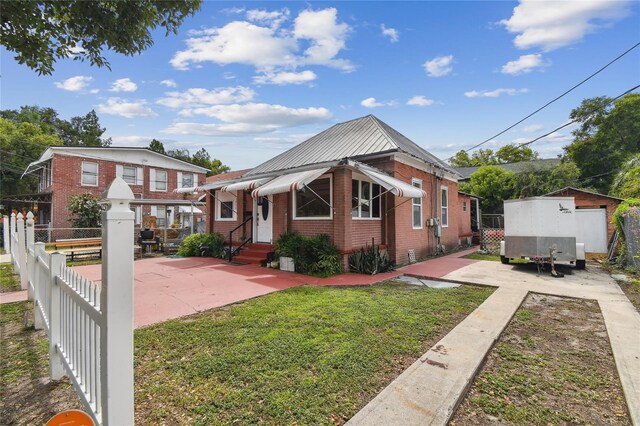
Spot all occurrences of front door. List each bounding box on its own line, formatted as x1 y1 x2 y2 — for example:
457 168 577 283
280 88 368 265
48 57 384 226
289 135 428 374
254 195 273 243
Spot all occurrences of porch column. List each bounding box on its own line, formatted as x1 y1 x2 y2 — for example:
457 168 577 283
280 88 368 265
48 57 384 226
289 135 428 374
332 167 353 271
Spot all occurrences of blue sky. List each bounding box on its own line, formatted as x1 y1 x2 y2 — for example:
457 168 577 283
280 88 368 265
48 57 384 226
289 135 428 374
2 1 639 170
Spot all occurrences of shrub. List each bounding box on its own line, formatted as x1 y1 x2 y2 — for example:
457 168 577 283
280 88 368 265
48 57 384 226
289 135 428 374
612 198 640 266
177 232 225 258
349 244 395 275
275 232 342 277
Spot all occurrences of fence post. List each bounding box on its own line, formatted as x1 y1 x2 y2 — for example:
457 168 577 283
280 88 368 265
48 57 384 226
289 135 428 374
10 213 16 268
2 214 9 255
48 252 65 380
16 213 28 290
26 213 35 299
33 242 46 330
100 177 135 426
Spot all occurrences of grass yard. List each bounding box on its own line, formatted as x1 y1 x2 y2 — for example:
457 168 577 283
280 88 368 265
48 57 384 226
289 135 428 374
134 282 493 425
1 263 21 293
451 293 630 425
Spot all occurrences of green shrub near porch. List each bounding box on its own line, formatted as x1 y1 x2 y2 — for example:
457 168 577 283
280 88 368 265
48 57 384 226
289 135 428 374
177 233 226 258
275 232 342 277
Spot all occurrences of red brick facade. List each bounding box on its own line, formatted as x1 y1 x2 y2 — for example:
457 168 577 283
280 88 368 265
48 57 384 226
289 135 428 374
46 154 205 228
207 160 471 267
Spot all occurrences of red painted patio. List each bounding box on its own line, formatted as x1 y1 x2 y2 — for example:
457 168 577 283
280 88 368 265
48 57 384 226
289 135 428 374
63 247 479 328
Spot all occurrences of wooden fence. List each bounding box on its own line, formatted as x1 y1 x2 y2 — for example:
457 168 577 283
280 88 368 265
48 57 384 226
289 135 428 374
5 177 135 425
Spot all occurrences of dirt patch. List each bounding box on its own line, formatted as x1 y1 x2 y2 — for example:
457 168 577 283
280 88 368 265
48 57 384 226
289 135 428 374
618 278 640 312
0 302 82 425
451 293 630 425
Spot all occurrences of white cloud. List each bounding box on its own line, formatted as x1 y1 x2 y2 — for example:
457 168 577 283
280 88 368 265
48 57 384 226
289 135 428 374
361 97 395 108
501 0 631 51
170 8 353 72
254 70 317 85
156 86 256 110
423 55 454 77
160 79 177 87
54 75 95 92
381 24 399 42
109 78 138 92
96 98 157 118
501 54 548 75
163 103 332 136
464 88 528 98
406 95 435 107
109 135 154 146
522 124 544 132
246 8 290 29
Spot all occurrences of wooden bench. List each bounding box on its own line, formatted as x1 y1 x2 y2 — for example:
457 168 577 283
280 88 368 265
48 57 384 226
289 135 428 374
54 238 102 261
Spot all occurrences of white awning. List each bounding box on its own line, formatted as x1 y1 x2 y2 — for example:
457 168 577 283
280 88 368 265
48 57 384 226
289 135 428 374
178 206 203 214
174 186 198 194
196 181 228 191
221 177 270 192
355 164 427 198
251 167 330 198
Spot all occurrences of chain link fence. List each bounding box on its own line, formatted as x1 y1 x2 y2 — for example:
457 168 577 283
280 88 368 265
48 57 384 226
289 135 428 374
621 208 639 268
34 226 203 245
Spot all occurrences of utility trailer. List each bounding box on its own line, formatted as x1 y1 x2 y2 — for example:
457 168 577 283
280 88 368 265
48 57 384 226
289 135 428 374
500 197 586 273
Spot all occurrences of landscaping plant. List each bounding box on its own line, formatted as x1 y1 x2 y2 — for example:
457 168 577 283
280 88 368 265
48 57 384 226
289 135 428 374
275 232 342 276
177 232 225 258
349 243 395 275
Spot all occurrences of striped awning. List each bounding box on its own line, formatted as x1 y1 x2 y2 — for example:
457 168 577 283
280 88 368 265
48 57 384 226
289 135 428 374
221 177 270 192
174 186 198 194
355 165 426 198
196 181 228 191
251 167 330 198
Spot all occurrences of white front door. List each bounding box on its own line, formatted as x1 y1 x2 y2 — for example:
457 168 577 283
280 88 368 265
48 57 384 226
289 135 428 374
254 195 273 243
576 208 608 253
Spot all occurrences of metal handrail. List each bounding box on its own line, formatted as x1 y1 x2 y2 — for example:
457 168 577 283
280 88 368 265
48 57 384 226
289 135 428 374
228 216 253 262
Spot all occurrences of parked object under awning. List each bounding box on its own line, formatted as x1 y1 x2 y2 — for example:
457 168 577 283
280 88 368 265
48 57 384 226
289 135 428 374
251 167 330 198
353 162 427 198
221 177 270 192
178 206 204 214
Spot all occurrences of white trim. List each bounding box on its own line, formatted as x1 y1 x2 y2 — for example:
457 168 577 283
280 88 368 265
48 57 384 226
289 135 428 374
393 153 459 183
152 169 168 192
293 174 333 220
351 178 382 220
215 190 237 221
441 185 449 228
412 178 423 229
81 161 99 187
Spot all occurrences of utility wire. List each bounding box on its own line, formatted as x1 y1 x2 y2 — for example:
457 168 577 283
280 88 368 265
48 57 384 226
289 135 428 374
452 41 640 158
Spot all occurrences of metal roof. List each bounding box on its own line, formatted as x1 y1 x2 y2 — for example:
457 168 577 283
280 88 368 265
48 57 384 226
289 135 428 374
544 186 625 201
246 115 454 176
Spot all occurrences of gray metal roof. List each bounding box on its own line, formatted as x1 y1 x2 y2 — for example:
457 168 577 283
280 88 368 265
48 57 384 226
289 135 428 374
455 158 562 180
246 115 454 176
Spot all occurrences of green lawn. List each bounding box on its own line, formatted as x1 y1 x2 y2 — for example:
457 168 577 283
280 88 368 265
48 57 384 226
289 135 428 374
135 282 493 425
0 263 21 293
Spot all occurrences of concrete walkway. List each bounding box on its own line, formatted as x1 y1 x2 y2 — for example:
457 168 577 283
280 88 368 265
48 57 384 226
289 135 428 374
348 260 640 426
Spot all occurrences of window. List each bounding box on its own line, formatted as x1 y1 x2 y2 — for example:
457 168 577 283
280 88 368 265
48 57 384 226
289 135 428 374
156 206 166 228
441 186 449 228
294 176 332 219
412 178 422 229
122 166 137 184
351 179 381 219
130 206 142 225
182 173 194 188
463 201 467 212
156 170 167 191
216 191 236 221
81 161 98 186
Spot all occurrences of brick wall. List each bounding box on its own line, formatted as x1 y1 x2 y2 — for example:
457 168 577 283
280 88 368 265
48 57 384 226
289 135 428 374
458 193 472 238
50 154 204 228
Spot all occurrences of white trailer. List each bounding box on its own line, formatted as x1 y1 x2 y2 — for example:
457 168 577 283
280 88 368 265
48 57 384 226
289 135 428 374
500 197 586 270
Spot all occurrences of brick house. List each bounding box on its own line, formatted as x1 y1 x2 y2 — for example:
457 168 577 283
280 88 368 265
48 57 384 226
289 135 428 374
545 187 624 253
22 147 208 229
203 115 473 267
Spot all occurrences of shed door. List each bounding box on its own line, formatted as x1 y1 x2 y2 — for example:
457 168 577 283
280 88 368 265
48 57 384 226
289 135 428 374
576 208 608 253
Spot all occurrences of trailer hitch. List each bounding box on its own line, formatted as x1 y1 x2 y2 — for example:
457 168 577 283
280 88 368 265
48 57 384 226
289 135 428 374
549 246 564 278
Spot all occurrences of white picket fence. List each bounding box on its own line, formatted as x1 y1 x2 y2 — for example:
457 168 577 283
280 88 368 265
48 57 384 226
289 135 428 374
5 177 135 425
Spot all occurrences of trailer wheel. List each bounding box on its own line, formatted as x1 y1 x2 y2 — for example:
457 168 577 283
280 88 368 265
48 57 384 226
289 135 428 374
575 259 586 270
500 255 510 264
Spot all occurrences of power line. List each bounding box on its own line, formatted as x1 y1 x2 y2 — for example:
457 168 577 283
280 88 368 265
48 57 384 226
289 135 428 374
452 41 640 158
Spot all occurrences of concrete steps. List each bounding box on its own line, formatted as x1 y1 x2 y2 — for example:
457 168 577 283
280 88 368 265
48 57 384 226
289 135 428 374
233 243 274 265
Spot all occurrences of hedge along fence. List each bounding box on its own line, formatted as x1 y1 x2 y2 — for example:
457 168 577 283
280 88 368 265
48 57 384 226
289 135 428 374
177 232 226 258
613 199 640 268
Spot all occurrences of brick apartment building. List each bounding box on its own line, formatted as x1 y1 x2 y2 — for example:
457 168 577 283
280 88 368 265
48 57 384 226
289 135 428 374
21 147 207 228
202 115 476 268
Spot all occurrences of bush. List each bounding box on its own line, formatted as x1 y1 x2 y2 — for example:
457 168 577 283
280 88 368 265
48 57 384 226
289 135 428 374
275 232 342 277
349 244 395 275
177 232 225 258
612 199 640 266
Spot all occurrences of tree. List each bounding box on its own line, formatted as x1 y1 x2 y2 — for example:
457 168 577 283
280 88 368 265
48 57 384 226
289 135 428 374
495 144 538 164
460 165 515 213
191 148 211 169
511 161 581 198
1 0 202 75
0 118 63 199
610 154 640 199
166 148 191 163
564 93 640 193
450 145 538 167
148 139 166 154
209 159 230 175
67 193 102 228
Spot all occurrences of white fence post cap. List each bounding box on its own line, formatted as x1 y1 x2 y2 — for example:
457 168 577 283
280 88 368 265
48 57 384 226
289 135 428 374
102 177 135 207
17 212 23 220
26 212 34 220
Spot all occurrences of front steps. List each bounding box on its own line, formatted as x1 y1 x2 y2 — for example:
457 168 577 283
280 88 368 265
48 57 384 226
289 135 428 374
233 243 274 265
